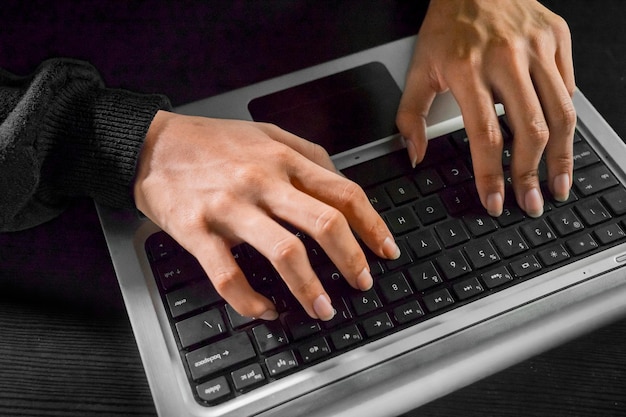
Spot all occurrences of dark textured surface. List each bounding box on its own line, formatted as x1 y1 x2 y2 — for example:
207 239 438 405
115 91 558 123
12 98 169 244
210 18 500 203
0 1 625 416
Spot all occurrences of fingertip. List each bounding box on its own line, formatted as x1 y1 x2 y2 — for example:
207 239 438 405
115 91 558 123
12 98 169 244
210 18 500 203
313 294 335 321
486 192 504 217
382 237 401 260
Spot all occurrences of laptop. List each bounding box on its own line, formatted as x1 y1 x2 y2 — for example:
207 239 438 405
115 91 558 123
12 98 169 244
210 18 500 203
96 35 626 417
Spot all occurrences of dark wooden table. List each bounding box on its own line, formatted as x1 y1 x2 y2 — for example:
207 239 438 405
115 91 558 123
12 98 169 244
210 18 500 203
1 1 625 416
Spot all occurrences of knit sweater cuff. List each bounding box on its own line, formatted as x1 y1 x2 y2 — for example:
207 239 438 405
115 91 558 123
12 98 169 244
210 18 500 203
42 86 171 209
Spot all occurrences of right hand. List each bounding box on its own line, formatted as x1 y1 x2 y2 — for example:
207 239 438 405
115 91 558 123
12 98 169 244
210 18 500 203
133 111 400 321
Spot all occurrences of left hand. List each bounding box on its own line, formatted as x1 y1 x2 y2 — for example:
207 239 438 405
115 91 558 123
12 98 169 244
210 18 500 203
397 0 576 218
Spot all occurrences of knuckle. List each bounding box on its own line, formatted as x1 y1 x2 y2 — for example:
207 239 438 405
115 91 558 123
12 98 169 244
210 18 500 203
210 268 241 295
314 207 345 238
270 235 304 265
525 118 550 146
470 121 502 150
554 100 577 134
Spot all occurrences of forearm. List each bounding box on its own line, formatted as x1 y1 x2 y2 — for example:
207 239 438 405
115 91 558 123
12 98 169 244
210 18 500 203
0 58 171 231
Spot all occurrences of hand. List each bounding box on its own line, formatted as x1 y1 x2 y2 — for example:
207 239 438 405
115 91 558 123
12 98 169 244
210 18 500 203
134 111 400 321
397 0 576 217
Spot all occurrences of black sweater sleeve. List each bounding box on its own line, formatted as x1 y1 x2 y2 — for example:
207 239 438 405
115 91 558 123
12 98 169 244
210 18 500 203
0 58 171 231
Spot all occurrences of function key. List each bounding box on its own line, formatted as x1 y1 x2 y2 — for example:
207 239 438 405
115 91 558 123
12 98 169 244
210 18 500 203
298 337 332 364
565 234 599 256
452 277 485 300
422 288 455 312
393 300 425 324
481 266 514 289
265 350 298 377
362 312 395 338
509 255 542 278
537 244 571 266
231 363 266 391
330 324 363 350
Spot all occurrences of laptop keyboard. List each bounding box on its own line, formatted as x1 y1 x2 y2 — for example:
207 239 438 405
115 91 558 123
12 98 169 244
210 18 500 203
145 120 626 405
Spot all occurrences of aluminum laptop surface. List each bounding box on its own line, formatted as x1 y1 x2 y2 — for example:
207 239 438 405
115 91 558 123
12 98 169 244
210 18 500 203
96 35 626 417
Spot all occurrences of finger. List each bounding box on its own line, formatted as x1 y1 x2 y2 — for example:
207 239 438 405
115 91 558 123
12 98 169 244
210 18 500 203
490 63 549 218
265 182 377 292
396 63 438 168
551 15 576 96
531 58 576 202
232 205 335 321
446 74 505 217
184 232 279 320
286 158 400 261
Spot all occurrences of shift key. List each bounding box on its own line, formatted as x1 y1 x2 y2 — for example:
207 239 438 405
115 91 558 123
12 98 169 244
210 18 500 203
186 333 256 381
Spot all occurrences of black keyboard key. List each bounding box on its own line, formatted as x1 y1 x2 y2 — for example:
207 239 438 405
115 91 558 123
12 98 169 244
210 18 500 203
572 141 600 170
520 219 557 247
413 167 445 195
413 195 447 225
366 186 393 212
436 250 472 280
602 187 626 215
440 186 473 215
350 289 383 316
422 288 455 312
196 376 231 403
377 272 413 303
385 177 419 205
156 254 203 291
406 229 442 258
463 239 500 269
435 219 470 248
594 222 626 245
492 229 529 258
497 203 525 227
393 300 425 324
321 297 353 329
330 324 363 350
548 208 584 236
440 159 472 185
481 266 514 289
231 363 266 391
463 212 498 237
186 333 256 381
509 255 542 277
565 234 599 256
362 312 395 338
146 231 177 261
385 241 413 270
176 308 227 349
166 280 222 319
575 198 611 226
538 244 571 266
407 261 444 292
252 321 289 353
385 206 419 235
225 303 257 329
574 165 619 196
298 337 332 363
265 350 298 377
284 311 321 341
452 277 485 300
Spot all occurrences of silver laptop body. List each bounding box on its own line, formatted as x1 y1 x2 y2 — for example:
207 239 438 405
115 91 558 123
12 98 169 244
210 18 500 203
97 35 626 417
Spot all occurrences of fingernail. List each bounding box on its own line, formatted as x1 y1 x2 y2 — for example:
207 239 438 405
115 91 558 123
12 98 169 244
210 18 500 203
405 138 418 169
524 188 544 218
383 237 401 260
357 268 373 291
553 173 570 202
259 310 279 321
486 192 503 217
313 294 335 321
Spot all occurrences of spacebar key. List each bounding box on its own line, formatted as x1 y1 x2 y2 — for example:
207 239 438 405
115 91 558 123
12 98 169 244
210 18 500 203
186 333 256 381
